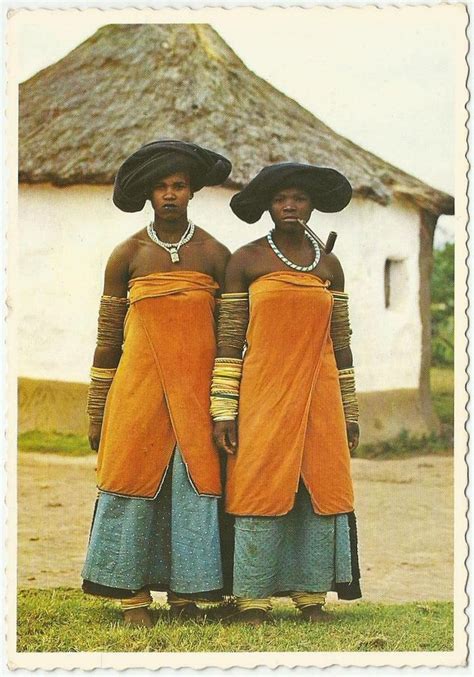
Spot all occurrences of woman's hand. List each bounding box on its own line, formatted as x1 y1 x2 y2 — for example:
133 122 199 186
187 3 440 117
88 420 103 452
213 420 238 455
346 421 360 455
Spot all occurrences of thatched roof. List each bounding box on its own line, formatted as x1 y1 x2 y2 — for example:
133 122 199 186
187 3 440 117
19 23 453 217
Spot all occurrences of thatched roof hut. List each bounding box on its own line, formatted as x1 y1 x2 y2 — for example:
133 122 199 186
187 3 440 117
19 23 453 218
17 22 453 442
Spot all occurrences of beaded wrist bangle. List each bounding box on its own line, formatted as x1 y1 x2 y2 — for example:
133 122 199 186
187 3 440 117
86 366 117 424
338 367 359 423
210 357 243 422
330 291 352 352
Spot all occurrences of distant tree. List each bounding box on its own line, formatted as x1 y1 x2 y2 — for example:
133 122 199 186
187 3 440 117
431 243 454 366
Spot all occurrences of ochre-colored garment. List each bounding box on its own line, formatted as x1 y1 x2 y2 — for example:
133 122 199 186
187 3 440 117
97 271 221 498
226 271 354 517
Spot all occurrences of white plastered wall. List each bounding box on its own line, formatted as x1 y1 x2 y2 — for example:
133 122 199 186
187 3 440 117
18 184 422 391
312 197 422 393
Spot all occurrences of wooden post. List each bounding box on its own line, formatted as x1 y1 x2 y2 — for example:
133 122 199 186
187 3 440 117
419 209 441 433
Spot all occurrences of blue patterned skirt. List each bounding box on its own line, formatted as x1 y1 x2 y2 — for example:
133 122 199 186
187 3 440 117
233 483 353 598
82 447 223 598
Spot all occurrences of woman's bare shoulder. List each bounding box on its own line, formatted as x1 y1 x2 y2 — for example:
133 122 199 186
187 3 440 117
110 228 147 256
223 239 268 291
194 226 231 259
324 252 345 291
230 237 267 262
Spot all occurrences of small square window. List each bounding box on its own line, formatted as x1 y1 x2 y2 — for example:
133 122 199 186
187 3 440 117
384 258 407 310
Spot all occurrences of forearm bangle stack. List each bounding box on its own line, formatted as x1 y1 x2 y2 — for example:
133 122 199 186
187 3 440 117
210 358 243 422
216 292 249 352
338 368 359 423
330 291 352 352
86 366 117 424
97 295 129 348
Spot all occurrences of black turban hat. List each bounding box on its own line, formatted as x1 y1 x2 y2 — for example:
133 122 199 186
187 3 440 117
230 162 352 224
113 140 232 213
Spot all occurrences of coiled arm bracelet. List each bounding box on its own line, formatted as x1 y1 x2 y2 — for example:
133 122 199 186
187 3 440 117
330 291 352 352
96 295 129 348
87 295 128 424
216 292 249 353
338 368 360 424
330 291 359 424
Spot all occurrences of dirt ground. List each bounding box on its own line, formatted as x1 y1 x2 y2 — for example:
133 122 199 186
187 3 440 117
17 452 453 603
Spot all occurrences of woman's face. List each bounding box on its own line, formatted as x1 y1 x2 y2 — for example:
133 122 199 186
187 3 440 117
269 187 313 230
150 172 193 221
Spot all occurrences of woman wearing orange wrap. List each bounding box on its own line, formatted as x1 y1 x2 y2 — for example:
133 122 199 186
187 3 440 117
211 163 361 625
82 140 233 627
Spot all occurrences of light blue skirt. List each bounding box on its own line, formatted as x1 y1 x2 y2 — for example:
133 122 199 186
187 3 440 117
233 483 352 598
82 447 223 595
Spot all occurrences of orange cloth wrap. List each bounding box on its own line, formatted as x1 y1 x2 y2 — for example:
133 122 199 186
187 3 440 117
96 271 221 499
226 272 354 517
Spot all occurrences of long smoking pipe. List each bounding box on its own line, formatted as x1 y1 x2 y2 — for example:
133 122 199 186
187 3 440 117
297 219 337 254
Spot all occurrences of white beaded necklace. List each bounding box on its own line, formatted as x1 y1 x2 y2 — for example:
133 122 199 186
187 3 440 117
147 220 195 263
267 229 321 272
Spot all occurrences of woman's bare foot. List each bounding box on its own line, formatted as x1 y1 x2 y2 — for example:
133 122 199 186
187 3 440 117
223 608 272 625
123 607 154 627
300 604 332 623
206 599 237 621
169 603 206 621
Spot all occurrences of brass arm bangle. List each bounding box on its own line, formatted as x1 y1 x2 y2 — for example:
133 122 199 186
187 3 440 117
338 367 359 423
96 295 129 349
330 291 352 352
87 367 117 424
210 357 243 422
216 293 249 353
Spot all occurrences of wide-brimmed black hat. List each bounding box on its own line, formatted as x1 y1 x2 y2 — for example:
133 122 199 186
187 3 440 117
230 162 352 223
113 139 232 213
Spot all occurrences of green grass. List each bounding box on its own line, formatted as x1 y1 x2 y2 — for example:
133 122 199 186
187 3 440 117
17 589 453 653
18 430 92 456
